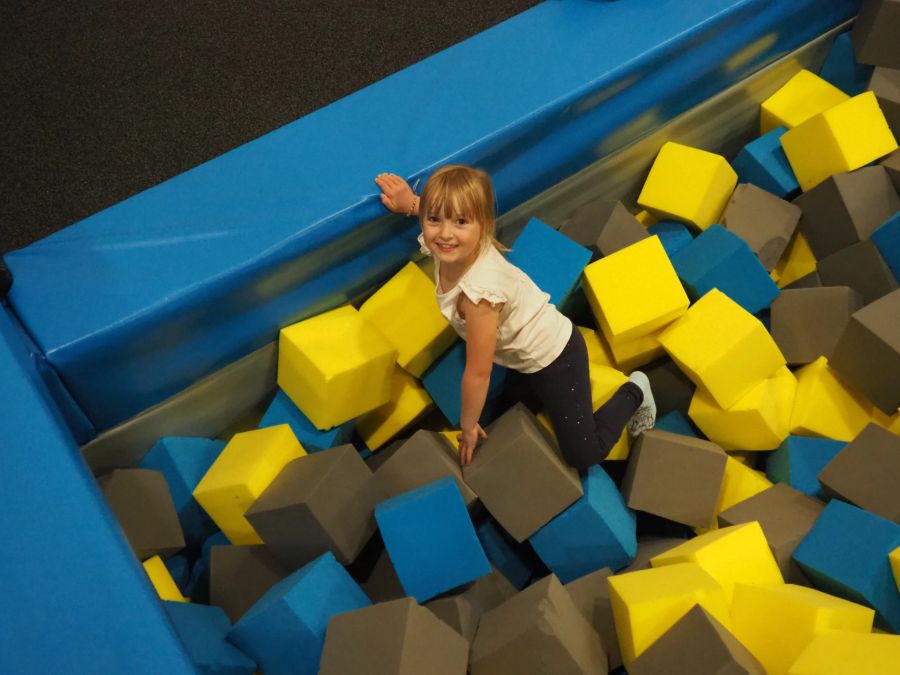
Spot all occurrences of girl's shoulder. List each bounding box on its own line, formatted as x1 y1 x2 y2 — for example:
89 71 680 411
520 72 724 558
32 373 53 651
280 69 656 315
459 246 522 306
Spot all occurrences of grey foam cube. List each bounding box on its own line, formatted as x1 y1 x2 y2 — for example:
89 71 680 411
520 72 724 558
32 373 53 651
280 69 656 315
717 483 824 584
882 149 900 193
644 358 696 417
622 430 727 528
869 66 900 137
209 544 289 622
627 605 765 675
720 183 801 271
783 270 823 290
319 597 470 675
98 468 185 561
561 200 648 257
425 567 516 642
817 240 898 305
565 567 621 670
770 287 864 365
817 423 900 523
793 166 900 259
462 405 583 542
852 0 900 68
374 430 477 510
360 544 406 604
829 288 900 414
245 445 383 569
470 575 608 675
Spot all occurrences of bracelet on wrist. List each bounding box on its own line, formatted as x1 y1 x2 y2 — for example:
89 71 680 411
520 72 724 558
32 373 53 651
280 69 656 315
406 195 419 217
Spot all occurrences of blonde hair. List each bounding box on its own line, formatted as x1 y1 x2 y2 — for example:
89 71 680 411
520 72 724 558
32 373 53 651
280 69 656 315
419 165 508 253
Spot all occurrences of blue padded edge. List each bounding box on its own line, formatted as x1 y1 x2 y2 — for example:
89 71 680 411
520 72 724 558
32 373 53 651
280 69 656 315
3 0 861 431
0 303 195 674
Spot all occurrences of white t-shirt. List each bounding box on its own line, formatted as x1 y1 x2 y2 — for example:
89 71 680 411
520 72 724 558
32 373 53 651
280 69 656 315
418 234 572 373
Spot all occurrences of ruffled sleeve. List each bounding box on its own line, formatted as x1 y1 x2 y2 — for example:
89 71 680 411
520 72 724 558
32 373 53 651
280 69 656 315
416 233 432 256
457 277 507 308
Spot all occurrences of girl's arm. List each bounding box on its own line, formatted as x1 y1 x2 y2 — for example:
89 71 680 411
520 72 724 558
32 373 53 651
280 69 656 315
458 296 501 466
374 173 419 216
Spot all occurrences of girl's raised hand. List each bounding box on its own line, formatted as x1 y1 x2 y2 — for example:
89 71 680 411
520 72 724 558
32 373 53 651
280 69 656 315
375 173 417 215
457 424 487 467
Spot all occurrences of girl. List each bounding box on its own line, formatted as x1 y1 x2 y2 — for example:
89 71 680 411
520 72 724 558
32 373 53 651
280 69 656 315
374 165 656 468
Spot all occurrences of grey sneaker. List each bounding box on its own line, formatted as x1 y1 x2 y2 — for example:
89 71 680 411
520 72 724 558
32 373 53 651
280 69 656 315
627 371 656 437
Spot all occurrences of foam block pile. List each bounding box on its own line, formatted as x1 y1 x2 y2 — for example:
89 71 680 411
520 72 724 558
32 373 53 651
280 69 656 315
96 10 900 675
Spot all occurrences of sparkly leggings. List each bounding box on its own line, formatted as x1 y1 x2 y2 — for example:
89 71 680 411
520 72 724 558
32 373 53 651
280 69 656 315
522 324 643 470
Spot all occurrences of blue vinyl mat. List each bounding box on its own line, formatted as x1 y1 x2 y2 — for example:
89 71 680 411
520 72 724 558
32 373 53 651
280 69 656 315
5 0 859 433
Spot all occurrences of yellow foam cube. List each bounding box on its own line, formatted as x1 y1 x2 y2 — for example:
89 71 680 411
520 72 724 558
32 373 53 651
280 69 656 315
582 236 689 345
781 91 899 192
651 522 783 602
634 209 658 227
278 305 398 430
789 631 900 675
659 289 786 409
790 356 873 441
696 458 773 534
773 231 817 289
359 262 456 377
577 325 615 368
609 327 667 372
143 555 188 603
440 429 460 450
608 562 731 667
716 460 772 515
731 582 874 675
891 547 900 595
689 366 796 451
871 406 900 434
356 366 433 450
637 142 738 231
193 425 306 544
760 69 849 135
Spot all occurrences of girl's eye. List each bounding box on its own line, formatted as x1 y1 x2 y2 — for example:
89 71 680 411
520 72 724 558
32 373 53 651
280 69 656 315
456 218 468 225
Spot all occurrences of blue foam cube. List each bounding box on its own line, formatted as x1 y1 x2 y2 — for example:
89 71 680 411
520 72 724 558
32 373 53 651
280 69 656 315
163 602 256 675
139 437 225 549
476 516 544 590
647 220 693 258
872 211 900 281
528 466 636 583
259 389 354 452
732 127 800 199
818 31 874 96
421 341 507 427
793 499 900 632
654 410 697 437
375 476 490 602
671 224 780 314
766 435 846 500
227 552 370 675
507 217 592 306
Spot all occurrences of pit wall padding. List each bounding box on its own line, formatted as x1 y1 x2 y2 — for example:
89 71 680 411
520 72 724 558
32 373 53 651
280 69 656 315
0 303 195 674
4 0 860 435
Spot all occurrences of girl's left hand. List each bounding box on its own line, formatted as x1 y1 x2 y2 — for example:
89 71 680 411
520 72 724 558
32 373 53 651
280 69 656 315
458 424 488 467
375 173 417 214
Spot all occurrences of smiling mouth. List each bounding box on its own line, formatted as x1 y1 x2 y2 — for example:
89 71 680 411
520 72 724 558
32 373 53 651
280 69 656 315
435 243 457 252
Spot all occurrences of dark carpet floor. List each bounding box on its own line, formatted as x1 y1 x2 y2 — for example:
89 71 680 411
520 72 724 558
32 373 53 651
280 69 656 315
0 1 542 255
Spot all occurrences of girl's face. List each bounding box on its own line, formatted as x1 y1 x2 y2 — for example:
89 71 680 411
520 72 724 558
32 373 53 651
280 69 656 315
422 211 483 269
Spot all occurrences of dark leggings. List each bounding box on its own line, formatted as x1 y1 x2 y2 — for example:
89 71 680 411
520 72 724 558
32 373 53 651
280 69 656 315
522 325 643 470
